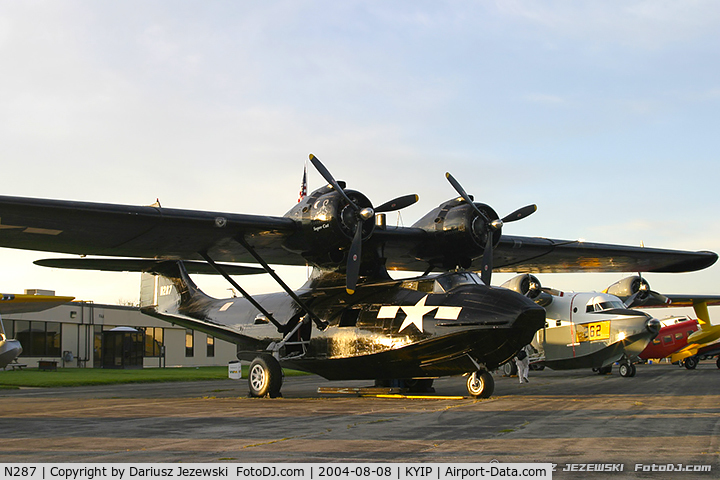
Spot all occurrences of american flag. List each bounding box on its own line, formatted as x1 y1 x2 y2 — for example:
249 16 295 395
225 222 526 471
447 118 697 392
298 164 308 202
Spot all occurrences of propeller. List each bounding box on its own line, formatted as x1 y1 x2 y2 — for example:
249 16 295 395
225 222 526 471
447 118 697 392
309 154 418 294
445 172 537 285
623 275 671 308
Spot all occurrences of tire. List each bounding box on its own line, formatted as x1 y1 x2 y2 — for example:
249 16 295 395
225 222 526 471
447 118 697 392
502 362 518 376
248 355 283 398
597 365 612 375
684 356 698 370
716 357 720 369
404 379 435 393
467 370 494 398
619 363 636 377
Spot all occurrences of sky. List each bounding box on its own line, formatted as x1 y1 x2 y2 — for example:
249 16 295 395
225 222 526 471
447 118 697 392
0 1 719 319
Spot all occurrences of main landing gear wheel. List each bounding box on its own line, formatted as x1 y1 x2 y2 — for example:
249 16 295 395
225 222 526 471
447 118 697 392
619 363 636 377
467 370 494 398
502 362 518 377
404 378 436 393
595 365 612 375
248 355 283 398
683 356 698 370
716 357 720 369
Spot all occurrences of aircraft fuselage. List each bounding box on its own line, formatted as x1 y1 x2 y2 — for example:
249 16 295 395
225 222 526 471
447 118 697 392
147 268 545 381
533 291 660 370
0 337 22 369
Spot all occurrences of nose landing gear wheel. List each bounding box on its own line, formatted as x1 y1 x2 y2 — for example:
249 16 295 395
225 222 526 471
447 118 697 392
248 355 283 398
467 370 494 398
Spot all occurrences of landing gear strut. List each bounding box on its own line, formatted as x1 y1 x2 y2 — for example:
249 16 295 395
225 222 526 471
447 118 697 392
466 370 494 398
248 355 283 398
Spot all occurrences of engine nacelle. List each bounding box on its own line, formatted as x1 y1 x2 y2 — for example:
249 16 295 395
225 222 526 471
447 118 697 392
283 184 375 270
501 274 541 298
411 198 501 270
605 275 650 303
500 274 553 307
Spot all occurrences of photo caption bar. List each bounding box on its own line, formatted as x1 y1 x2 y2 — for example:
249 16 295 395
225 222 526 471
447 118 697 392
0 463 552 480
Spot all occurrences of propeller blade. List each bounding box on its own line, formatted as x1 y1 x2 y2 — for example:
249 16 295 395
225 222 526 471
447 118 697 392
375 194 419 213
309 154 359 212
624 291 640 308
345 224 363 294
445 172 490 222
650 290 671 305
502 204 537 223
480 234 494 285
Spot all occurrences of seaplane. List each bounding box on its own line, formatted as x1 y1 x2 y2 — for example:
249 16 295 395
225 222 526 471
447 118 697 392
0 155 715 397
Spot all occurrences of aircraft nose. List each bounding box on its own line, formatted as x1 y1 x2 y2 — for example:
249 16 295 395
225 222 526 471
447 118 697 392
510 300 546 342
646 318 661 334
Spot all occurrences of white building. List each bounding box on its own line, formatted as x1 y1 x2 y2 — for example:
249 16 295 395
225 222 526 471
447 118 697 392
3 294 237 369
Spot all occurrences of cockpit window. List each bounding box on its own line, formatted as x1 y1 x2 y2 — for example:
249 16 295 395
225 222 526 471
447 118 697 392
400 279 435 292
434 272 483 293
587 300 626 312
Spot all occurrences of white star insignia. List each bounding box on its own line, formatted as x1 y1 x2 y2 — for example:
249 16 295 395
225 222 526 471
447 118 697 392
398 296 438 333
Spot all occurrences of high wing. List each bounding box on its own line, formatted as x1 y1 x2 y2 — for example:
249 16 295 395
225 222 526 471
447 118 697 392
0 194 716 274
380 232 717 274
637 295 720 309
0 195 303 265
0 293 75 314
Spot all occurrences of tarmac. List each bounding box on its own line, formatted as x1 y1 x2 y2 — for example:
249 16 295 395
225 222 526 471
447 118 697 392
1 362 719 478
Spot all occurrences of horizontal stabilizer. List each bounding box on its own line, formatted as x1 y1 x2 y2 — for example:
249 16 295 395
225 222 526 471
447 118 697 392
34 258 265 275
140 307 248 345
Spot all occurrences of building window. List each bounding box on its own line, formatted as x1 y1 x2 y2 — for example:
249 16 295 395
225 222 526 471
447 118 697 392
185 329 194 357
206 335 215 357
14 320 62 357
144 327 164 357
93 325 103 366
3 319 13 338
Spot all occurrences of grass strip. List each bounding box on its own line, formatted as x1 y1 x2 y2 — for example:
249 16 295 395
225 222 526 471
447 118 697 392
0 365 307 388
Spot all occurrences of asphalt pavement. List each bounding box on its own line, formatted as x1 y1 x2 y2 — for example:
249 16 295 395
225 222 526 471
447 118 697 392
1 362 718 479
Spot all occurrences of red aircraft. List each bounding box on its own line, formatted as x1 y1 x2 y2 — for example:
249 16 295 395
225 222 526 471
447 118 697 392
638 297 720 369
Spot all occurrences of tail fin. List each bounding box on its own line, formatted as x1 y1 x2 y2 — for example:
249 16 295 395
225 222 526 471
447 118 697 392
139 260 251 345
140 261 215 318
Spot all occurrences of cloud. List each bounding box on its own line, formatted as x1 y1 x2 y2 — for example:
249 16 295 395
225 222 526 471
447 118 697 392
494 0 720 49
524 93 567 105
